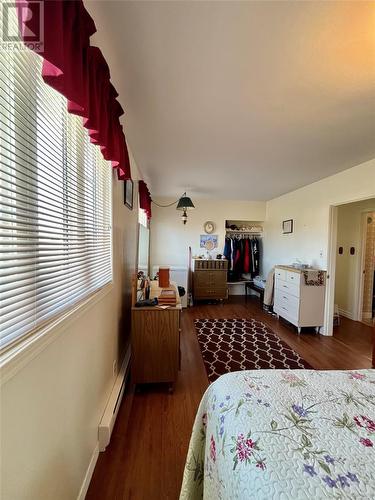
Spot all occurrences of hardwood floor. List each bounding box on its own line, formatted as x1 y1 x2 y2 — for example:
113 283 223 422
86 296 374 500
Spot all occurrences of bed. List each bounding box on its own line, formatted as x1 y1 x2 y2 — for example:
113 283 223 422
180 369 375 499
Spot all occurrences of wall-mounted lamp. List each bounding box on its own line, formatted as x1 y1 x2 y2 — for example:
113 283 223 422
152 192 195 224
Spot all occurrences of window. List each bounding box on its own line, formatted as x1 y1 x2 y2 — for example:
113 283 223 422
139 206 148 228
0 12 112 351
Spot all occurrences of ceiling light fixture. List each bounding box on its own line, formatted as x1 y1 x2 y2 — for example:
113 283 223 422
152 192 195 224
176 193 195 224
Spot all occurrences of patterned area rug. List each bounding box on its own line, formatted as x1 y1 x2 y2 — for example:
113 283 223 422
195 318 312 382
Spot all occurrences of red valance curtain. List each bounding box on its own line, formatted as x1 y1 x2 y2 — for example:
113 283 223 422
16 0 131 181
138 181 152 220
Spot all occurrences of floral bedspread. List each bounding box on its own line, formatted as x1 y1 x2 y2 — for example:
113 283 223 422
180 369 375 499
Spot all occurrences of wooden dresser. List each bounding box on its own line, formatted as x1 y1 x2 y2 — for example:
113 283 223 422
193 259 228 301
274 265 326 334
131 281 181 391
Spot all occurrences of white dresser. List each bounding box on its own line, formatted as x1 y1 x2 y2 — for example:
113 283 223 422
274 266 326 334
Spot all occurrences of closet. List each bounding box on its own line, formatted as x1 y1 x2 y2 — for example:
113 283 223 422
223 220 263 284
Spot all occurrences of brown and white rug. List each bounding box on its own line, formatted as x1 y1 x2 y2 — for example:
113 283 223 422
195 318 312 382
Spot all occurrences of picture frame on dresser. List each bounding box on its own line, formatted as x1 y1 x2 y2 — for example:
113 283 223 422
282 219 293 234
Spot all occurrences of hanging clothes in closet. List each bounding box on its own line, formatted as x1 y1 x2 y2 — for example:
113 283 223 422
250 237 260 276
223 235 260 278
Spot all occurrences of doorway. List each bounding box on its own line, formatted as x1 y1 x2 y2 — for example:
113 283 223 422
361 212 375 326
333 199 375 327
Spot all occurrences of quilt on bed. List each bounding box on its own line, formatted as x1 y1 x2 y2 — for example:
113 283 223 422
180 369 375 499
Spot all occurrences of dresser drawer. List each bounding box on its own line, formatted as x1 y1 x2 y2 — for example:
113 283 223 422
275 268 286 281
193 271 212 287
274 305 299 324
275 279 300 298
197 271 227 288
275 289 299 319
211 273 227 287
194 287 227 299
275 304 299 322
286 271 300 285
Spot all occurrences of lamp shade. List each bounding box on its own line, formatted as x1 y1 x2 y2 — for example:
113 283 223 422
176 195 195 211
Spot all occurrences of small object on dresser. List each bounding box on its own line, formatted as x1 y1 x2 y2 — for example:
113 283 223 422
145 277 151 299
158 267 170 288
135 298 158 307
158 289 177 306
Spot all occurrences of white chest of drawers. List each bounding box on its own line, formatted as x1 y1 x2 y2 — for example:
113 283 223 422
274 266 326 334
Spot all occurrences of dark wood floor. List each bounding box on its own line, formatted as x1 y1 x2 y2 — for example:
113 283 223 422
86 296 374 500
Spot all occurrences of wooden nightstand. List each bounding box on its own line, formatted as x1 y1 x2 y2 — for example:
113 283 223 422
131 281 181 392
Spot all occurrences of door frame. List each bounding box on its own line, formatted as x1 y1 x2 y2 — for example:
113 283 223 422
358 211 375 323
324 205 338 336
356 212 369 322
325 199 375 335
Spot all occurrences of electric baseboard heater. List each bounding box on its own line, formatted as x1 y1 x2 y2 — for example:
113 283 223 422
98 346 131 451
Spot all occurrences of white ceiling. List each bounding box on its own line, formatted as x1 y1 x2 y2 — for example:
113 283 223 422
86 1 375 201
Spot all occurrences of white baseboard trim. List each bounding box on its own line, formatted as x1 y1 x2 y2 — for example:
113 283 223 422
77 443 99 500
338 308 354 320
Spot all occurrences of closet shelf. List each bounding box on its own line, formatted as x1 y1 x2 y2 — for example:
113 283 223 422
225 229 263 235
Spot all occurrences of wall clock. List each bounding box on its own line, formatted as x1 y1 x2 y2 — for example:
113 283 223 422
203 221 215 234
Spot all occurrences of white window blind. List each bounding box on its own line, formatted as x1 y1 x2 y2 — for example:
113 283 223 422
0 14 112 351
139 207 148 228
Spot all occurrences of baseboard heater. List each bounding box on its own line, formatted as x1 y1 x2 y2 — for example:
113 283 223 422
98 346 131 452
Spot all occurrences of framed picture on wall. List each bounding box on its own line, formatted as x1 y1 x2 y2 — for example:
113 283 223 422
124 179 134 209
200 234 218 250
282 219 293 234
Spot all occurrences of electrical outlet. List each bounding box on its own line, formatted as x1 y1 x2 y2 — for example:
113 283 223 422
112 359 117 377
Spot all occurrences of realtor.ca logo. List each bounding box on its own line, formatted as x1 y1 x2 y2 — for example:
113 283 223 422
1 1 44 52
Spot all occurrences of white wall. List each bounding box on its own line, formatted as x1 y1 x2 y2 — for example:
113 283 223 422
0 153 141 500
151 199 265 266
263 158 375 276
335 200 375 318
150 199 266 293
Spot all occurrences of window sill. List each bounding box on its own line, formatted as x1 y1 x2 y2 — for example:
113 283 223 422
0 283 113 386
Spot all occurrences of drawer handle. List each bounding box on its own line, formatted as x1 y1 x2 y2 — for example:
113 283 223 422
283 296 288 300
290 276 294 280
283 285 288 288
282 306 287 310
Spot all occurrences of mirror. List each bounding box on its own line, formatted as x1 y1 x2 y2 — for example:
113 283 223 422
138 223 150 277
